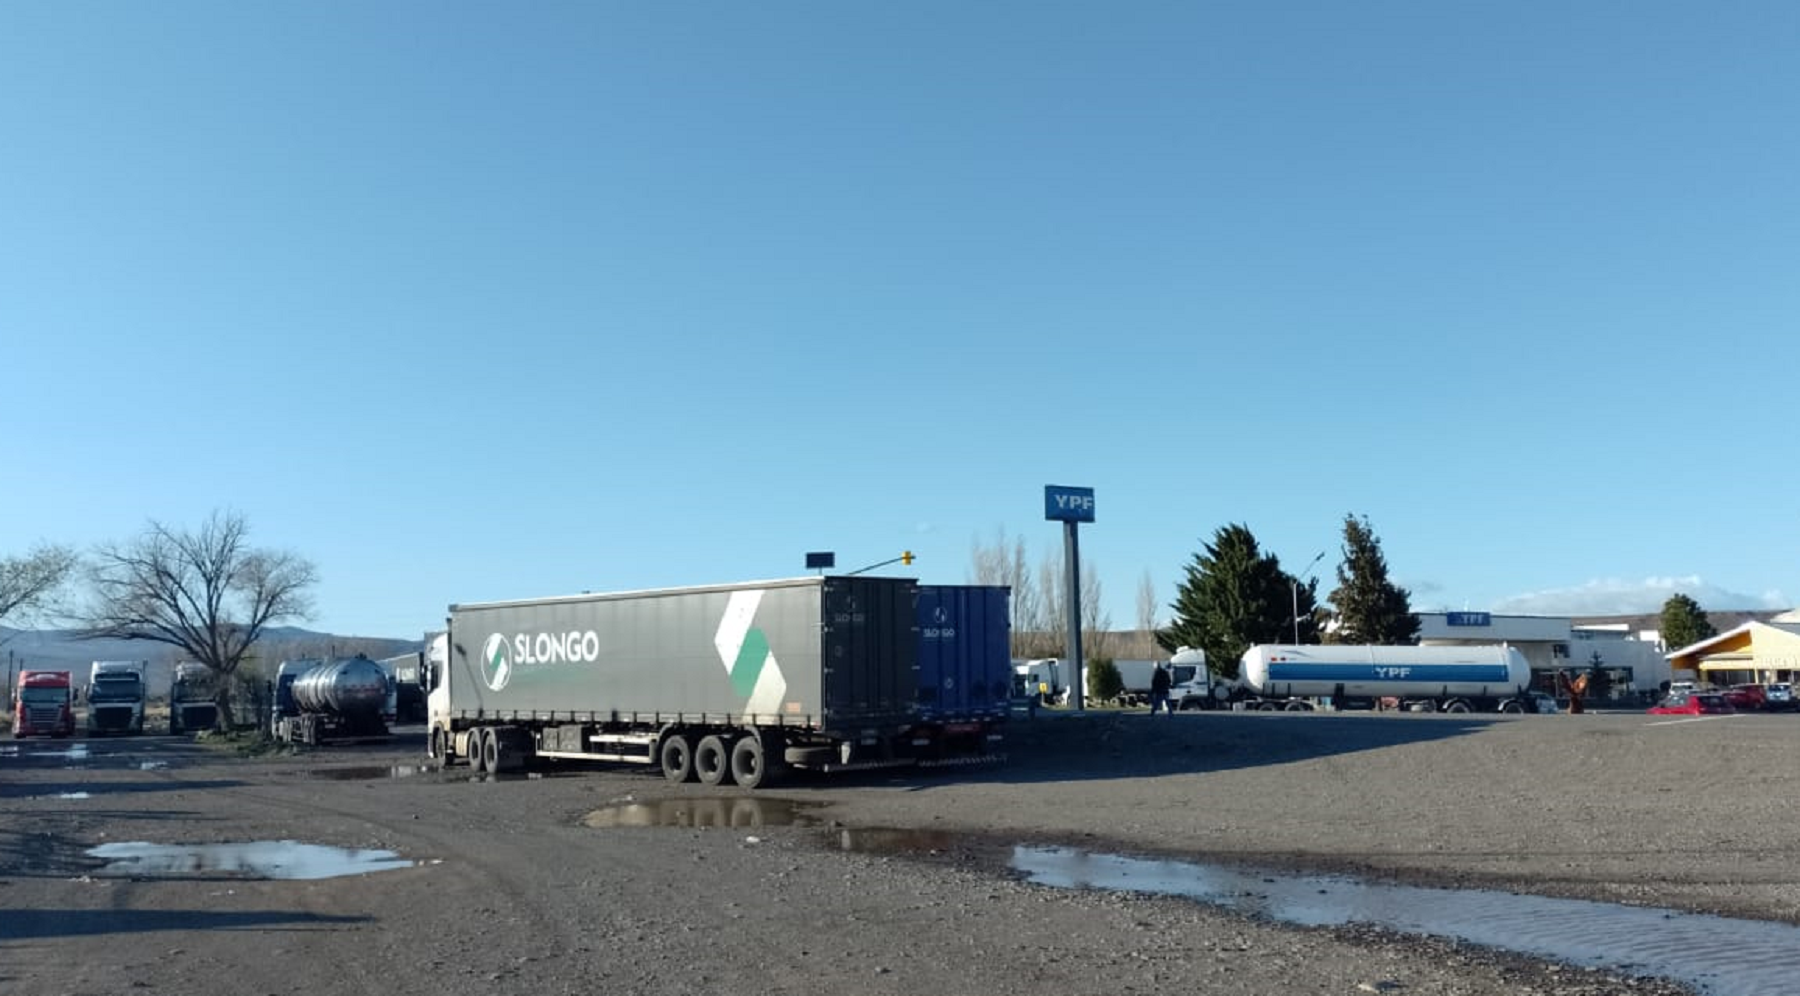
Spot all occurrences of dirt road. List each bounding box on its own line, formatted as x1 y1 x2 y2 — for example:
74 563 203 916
6 709 1795 995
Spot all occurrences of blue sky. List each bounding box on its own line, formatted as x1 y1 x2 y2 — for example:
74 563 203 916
5 2 1796 638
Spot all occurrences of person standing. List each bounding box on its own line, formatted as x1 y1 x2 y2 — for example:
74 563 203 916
1149 662 1172 716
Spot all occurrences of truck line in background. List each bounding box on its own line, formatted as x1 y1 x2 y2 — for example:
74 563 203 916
423 576 1010 788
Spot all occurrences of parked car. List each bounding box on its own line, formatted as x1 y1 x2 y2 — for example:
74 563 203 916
1723 684 1767 711
1647 692 1736 716
1765 682 1795 711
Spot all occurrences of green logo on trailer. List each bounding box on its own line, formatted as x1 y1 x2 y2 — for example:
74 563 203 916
481 633 512 691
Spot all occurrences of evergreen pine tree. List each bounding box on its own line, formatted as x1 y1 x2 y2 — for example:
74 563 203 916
1660 593 1716 651
1324 513 1419 645
1158 524 1305 678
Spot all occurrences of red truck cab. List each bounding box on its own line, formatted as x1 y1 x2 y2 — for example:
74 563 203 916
12 670 76 738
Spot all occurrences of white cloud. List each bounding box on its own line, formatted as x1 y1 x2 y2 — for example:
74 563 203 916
1487 576 1788 616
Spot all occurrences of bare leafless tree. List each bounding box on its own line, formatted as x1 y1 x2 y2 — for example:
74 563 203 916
1080 560 1112 660
970 528 1043 657
0 543 81 626
1136 570 1157 637
83 511 317 726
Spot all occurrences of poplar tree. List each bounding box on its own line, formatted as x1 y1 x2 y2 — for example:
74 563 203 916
1324 514 1419 645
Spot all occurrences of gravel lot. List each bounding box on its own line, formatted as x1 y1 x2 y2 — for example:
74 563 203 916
5 708 1796 996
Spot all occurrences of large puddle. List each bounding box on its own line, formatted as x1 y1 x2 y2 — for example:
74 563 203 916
1014 846 1794 996
576 801 1793 995
580 797 826 829
87 841 418 880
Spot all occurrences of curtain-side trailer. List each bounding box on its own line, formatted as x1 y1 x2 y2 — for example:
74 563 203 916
425 575 992 788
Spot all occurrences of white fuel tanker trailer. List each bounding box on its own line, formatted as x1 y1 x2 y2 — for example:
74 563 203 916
1237 644 1540 713
273 655 394 745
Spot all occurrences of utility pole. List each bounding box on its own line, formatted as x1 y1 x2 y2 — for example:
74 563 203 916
1291 551 1326 644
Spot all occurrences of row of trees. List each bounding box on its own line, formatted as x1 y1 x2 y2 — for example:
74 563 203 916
973 512 1732 683
1158 515 1420 679
0 511 317 723
967 514 1418 667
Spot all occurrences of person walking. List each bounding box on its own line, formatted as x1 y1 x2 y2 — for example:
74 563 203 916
1149 662 1172 716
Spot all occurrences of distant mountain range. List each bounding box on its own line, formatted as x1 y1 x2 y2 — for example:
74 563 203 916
0 626 420 689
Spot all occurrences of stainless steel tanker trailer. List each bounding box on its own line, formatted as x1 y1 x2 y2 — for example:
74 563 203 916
424 575 1004 788
1237 643 1540 713
271 656 394 745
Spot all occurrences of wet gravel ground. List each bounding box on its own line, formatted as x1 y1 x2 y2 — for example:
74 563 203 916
5 708 1794 996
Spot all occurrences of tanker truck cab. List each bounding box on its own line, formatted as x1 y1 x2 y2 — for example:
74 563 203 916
1166 646 1240 711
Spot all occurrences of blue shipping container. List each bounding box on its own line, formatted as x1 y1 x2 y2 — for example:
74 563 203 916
915 585 1012 721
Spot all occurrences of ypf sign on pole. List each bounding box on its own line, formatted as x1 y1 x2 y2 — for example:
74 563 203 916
1044 485 1094 711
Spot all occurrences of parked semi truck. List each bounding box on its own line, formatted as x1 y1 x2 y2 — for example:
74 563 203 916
1012 658 1069 705
914 585 1011 758
271 656 393 745
87 660 147 735
12 670 75 738
168 662 219 735
377 649 429 724
1233 643 1538 713
425 575 996 788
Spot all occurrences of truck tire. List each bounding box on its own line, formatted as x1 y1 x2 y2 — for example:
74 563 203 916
1443 700 1471 714
1499 700 1524 714
730 736 774 789
1283 700 1313 712
659 734 694 783
492 728 531 773
468 728 490 775
695 735 733 786
480 727 502 774
428 727 449 767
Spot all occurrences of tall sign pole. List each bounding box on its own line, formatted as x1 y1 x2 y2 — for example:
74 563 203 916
1044 485 1095 712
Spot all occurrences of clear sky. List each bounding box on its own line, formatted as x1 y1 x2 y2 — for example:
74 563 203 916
5 2 1796 639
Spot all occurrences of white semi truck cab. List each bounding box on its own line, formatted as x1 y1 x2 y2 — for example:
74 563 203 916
87 660 148 735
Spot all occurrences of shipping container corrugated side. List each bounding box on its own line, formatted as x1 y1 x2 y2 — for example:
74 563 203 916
915 585 1011 721
444 576 917 734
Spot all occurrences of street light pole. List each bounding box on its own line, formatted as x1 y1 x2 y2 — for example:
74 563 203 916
1291 551 1326 644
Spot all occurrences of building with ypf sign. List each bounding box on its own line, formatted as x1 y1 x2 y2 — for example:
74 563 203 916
1416 611 1671 696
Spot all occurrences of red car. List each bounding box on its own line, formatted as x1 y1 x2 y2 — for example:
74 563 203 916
1647 692 1736 716
1723 684 1767 711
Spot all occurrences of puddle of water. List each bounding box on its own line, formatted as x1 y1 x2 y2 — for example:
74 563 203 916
835 828 967 855
87 841 417 880
138 761 168 770
306 764 439 781
1013 845 1794 996
55 792 92 800
580 797 824 829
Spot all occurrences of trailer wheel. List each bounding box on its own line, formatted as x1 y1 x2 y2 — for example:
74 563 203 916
1499 700 1524 714
1283 700 1313 712
467 728 490 775
730 736 775 789
1443 700 1471 714
479 727 502 774
695 735 733 786
1256 701 1279 712
659 734 694 783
